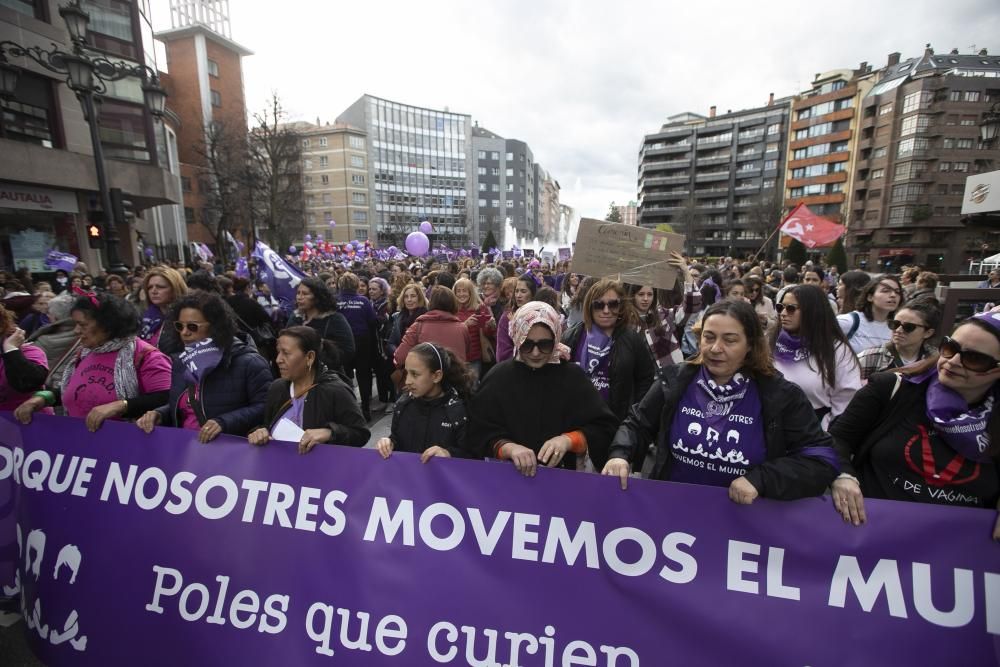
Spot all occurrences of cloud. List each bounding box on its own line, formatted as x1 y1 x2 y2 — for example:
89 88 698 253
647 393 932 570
154 0 999 220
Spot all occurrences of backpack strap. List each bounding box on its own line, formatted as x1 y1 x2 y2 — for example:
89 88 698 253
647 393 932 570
846 311 861 341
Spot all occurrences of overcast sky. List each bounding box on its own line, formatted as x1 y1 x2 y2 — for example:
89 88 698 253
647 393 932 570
154 0 998 219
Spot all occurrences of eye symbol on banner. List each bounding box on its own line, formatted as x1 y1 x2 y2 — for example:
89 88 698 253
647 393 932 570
705 427 720 444
687 422 702 436
726 430 740 445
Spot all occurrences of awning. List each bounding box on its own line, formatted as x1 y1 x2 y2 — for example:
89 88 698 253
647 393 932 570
877 248 915 258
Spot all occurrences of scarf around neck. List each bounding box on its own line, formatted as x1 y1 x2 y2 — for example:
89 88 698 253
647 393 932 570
774 329 810 364
139 304 164 342
60 336 140 400
923 374 994 462
179 338 225 386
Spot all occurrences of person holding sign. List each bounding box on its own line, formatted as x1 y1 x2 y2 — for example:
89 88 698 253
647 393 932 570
602 300 838 503
467 301 618 476
136 292 272 443
247 326 369 453
14 292 171 430
830 313 1000 535
376 343 474 462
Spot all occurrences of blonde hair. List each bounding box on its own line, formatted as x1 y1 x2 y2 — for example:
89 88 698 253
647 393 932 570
142 266 187 308
453 277 481 309
399 283 428 310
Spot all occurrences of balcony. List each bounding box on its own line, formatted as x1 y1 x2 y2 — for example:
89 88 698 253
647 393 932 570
735 148 763 160
693 187 730 198
645 142 691 156
696 171 730 183
737 131 766 144
641 175 691 188
641 191 687 202
696 154 731 166
640 158 691 173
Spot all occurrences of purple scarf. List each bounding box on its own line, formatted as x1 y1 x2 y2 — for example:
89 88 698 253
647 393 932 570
702 278 722 303
667 367 766 486
924 375 994 463
774 330 810 364
139 304 164 342
179 338 224 386
575 329 613 400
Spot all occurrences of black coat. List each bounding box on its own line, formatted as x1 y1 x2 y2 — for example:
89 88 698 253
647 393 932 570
260 369 370 446
609 363 838 499
562 322 655 422
157 336 273 436
287 311 355 369
390 389 469 457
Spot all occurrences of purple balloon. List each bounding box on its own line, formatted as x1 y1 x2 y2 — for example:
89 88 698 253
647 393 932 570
305 234 312 241
405 231 430 257
305 242 313 249
419 221 433 234
328 220 336 227
144 247 154 257
289 245 297 253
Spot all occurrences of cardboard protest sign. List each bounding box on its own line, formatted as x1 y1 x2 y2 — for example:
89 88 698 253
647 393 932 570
570 218 685 289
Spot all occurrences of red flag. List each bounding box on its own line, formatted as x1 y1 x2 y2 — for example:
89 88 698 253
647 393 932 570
779 203 846 249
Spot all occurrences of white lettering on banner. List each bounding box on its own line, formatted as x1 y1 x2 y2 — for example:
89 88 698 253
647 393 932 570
425 621 640 667
726 541 801 600
0 446 97 497
303 600 408 658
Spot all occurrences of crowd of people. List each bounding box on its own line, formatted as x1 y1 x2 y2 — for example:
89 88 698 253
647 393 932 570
0 251 997 539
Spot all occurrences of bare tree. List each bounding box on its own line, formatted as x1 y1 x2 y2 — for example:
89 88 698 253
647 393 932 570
194 118 250 248
673 197 702 249
248 93 304 251
747 188 786 259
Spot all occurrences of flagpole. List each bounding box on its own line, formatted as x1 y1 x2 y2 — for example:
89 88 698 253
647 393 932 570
750 219 785 262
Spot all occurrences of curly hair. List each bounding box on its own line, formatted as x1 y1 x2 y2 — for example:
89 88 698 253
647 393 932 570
0 303 14 335
170 291 239 350
692 299 775 378
71 293 139 341
297 278 338 314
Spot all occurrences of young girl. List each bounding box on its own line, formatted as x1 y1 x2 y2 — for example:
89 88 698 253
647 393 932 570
376 343 474 462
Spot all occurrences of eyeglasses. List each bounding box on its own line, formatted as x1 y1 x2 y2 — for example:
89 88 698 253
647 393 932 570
174 321 210 333
592 299 622 312
519 338 555 355
774 303 799 315
939 337 1000 373
887 319 927 334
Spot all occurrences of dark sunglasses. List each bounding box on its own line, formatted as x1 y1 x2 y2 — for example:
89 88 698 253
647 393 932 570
939 337 1000 373
887 319 927 334
592 299 622 312
519 338 555 355
174 321 210 333
774 303 799 315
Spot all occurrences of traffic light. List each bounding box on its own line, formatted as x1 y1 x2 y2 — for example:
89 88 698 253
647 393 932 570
86 210 104 249
110 187 134 224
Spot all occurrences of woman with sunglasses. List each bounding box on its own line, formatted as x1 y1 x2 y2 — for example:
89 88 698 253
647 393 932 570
831 313 1000 537
467 301 618 477
136 292 272 443
744 275 777 334
772 286 861 429
494 274 538 362
14 292 172 431
857 300 940 381
837 275 903 354
602 300 839 503
563 280 654 470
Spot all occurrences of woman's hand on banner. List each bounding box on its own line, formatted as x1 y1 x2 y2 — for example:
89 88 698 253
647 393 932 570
136 410 162 433
728 476 759 505
601 458 631 490
538 435 571 468
376 437 394 459
13 396 45 424
420 445 451 463
247 428 270 446
299 428 332 454
831 476 866 526
198 419 223 444
505 443 537 477
85 401 125 433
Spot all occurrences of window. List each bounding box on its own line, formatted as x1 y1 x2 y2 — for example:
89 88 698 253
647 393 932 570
505 168 514 177
871 168 884 179
477 167 486 176
478 183 487 192
956 138 974 149
352 192 366 204
765 142 779 153
960 115 978 126
478 199 487 207
506 152 514 161
506 200 514 209
963 91 981 102
319 156 328 168
491 152 500 160
891 183 925 202
350 155 364 168
352 211 368 223
98 100 150 161
491 184 499 192
873 146 887 159
506 183 514 192
0 71 58 148
351 174 365 185
762 179 775 189
320 175 329 185
953 162 970 172
900 115 931 135
81 0 137 59
491 168 500 176
766 123 781 135
302 138 311 148
319 137 328 147
897 137 929 157
210 90 221 107
887 206 913 226
902 91 932 113
304 175 312 185
477 150 487 159
879 104 893 115
349 136 365 150
491 200 499 208
184 207 195 225
207 59 219 77
763 159 777 170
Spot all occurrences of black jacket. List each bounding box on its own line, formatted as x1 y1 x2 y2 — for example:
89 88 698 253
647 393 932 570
157 335 273 436
609 363 838 499
562 323 655 422
260 368 370 446
390 389 469 457
287 311 355 369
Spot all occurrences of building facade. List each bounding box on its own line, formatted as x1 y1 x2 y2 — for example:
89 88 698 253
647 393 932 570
537 170 561 242
638 100 791 257
470 125 543 245
848 48 1000 272
615 201 638 225
337 95 473 247
0 0 181 272
156 0 252 254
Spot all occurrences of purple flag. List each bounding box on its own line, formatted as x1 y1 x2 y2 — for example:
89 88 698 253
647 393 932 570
1 414 998 666
251 240 306 308
44 250 77 272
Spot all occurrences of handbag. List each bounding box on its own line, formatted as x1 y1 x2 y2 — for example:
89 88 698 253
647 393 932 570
479 328 496 363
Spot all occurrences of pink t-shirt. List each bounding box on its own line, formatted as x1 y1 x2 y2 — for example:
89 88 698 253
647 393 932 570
0 344 53 413
61 340 172 418
178 390 201 430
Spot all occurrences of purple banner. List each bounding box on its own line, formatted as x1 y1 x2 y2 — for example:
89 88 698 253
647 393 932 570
43 250 77 272
1 414 999 666
252 240 306 308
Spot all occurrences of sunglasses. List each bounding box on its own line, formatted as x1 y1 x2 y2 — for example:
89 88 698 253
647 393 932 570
519 338 555 355
887 319 927 334
939 337 1000 373
774 303 799 315
174 321 210 333
592 299 622 312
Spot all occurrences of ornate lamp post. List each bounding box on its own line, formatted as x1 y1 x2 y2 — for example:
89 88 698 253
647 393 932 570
0 0 167 274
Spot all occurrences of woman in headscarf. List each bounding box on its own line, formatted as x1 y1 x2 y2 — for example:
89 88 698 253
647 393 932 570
466 301 619 477
14 291 172 431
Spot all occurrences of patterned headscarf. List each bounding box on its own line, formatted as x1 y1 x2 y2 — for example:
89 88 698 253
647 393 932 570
509 301 571 364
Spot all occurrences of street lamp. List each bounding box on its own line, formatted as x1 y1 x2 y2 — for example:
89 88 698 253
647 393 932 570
981 102 1000 145
0 0 168 274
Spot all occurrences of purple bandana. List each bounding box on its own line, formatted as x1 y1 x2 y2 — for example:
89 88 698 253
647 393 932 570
774 329 810 364
667 367 765 486
925 375 994 463
139 304 164 342
179 338 224 386
575 329 613 400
